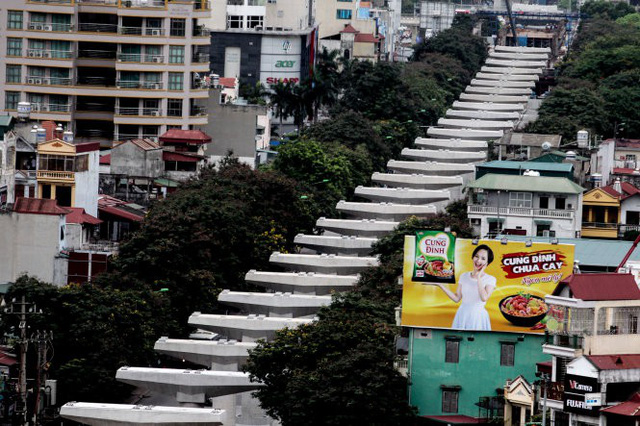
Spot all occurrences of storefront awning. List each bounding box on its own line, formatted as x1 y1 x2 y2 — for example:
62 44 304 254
534 219 552 225
487 217 506 223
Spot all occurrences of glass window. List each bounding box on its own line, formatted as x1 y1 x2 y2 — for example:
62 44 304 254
500 343 515 366
168 72 183 90
247 15 263 28
509 192 532 208
7 38 22 56
556 197 566 210
539 196 549 209
227 15 243 29
442 390 459 413
228 0 244 4
167 99 182 117
338 0 353 2
170 18 186 36
169 45 184 64
445 340 459 364
8 11 23 30
31 12 46 23
51 40 71 59
6 65 21 84
336 9 352 19
5 92 20 110
29 66 46 77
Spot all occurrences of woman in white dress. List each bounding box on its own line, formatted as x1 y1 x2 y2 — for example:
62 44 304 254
434 244 497 331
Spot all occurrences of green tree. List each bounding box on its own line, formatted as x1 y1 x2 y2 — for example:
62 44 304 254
268 81 295 137
581 0 635 20
239 81 268 105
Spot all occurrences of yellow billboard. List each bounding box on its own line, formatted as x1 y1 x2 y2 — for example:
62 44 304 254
401 234 575 333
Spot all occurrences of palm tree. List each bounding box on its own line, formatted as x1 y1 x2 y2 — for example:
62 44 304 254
268 81 294 138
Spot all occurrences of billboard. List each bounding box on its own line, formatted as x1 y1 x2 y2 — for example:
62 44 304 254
401 234 575 333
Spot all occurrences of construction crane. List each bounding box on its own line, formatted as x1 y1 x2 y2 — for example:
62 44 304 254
616 232 640 272
504 0 518 44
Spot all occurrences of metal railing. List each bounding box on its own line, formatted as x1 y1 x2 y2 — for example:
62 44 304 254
77 0 118 4
468 205 574 219
77 22 118 33
117 53 164 63
27 22 73 32
78 49 117 59
193 0 210 10
193 26 210 37
545 333 584 349
119 26 165 36
116 80 163 89
26 76 72 86
190 106 207 116
27 49 73 59
114 133 159 141
115 107 162 116
581 221 618 229
28 0 73 4
31 103 72 113
121 0 165 7
192 53 209 63
37 170 74 180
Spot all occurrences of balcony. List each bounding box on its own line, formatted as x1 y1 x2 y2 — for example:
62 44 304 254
27 49 73 59
192 53 209 63
193 26 210 37
27 22 73 32
114 133 158 142
117 53 164 63
116 80 163 89
78 49 117 59
119 26 165 36
77 0 118 4
37 170 74 182
468 205 575 220
32 103 73 113
581 221 618 239
77 22 118 33
190 106 207 117
28 0 73 4
115 107 161 116
542 333 584 358
26 76 73 86
121 0 165 7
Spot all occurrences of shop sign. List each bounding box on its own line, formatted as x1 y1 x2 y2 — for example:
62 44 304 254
563 374 600 416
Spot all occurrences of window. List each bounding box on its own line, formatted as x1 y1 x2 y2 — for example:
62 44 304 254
336 9 352 19
442 390 459 413
6 65 21 84
8 11 23 30
555 197 566 210
228 0 244 4
247 15 264 28
536 224 555 237
539 196 549 209
500 343 515 366
509 192 532 208
170 18 186 36
169 46 184 64
227 15 243 29
7 38 22 56
168 72 183 90
5 92 20 110
167 99 182 117
338 0 353 2
445 339 459 363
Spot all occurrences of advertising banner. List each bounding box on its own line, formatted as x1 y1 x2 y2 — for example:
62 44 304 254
401 236 575 333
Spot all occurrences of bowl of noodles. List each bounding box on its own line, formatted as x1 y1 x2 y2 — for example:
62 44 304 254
499 293 549 327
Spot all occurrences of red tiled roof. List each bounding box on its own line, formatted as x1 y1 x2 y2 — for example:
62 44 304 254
613 139 640 148
0 353 17 366
340 24 359 34
159 129 212 145
613 168 640 176
554 273 640 301
587 355 640 371
219 77 236 88
355 33 378 43
75 141 100 153
13 197 70 216
422 415 488 424
602 392 640 416
100 154 111 165
97 195 145 222
601 182 640 199
163 151 204 163
99 205 143 222
116 138 161 151
66 207 102 225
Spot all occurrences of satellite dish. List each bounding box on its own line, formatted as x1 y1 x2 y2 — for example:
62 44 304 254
541 141 552 151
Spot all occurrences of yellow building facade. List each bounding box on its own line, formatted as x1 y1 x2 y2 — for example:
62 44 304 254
581 187 620 239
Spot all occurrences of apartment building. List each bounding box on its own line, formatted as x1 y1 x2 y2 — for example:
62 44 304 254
0 0 211 145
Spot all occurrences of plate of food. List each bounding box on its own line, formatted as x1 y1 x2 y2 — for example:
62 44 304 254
499 293 549 327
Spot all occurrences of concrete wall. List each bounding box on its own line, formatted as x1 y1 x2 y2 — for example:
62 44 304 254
409 328 549 417
202 89 267 166
0 211 66 285
75 151 100 217
265 0 312 30
204 0 228 30
316 0 376 39
111 143 163 179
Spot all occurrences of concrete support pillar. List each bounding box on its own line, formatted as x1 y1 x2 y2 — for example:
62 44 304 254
210 394 236 426
504 402 512 426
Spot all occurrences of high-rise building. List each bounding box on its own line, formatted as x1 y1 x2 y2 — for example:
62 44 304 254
0 0 211 146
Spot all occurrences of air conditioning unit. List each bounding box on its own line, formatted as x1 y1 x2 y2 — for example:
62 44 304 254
27 78 36 84
28 24 37 30
42 51 51 58
151 29 161 36
43 24 52 31
153 56 162 63
152 83 160 89
34 78 43 84
151 110 160 116
35 24 43 30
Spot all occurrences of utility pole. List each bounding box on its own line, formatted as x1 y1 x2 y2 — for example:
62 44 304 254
5 296 41 425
